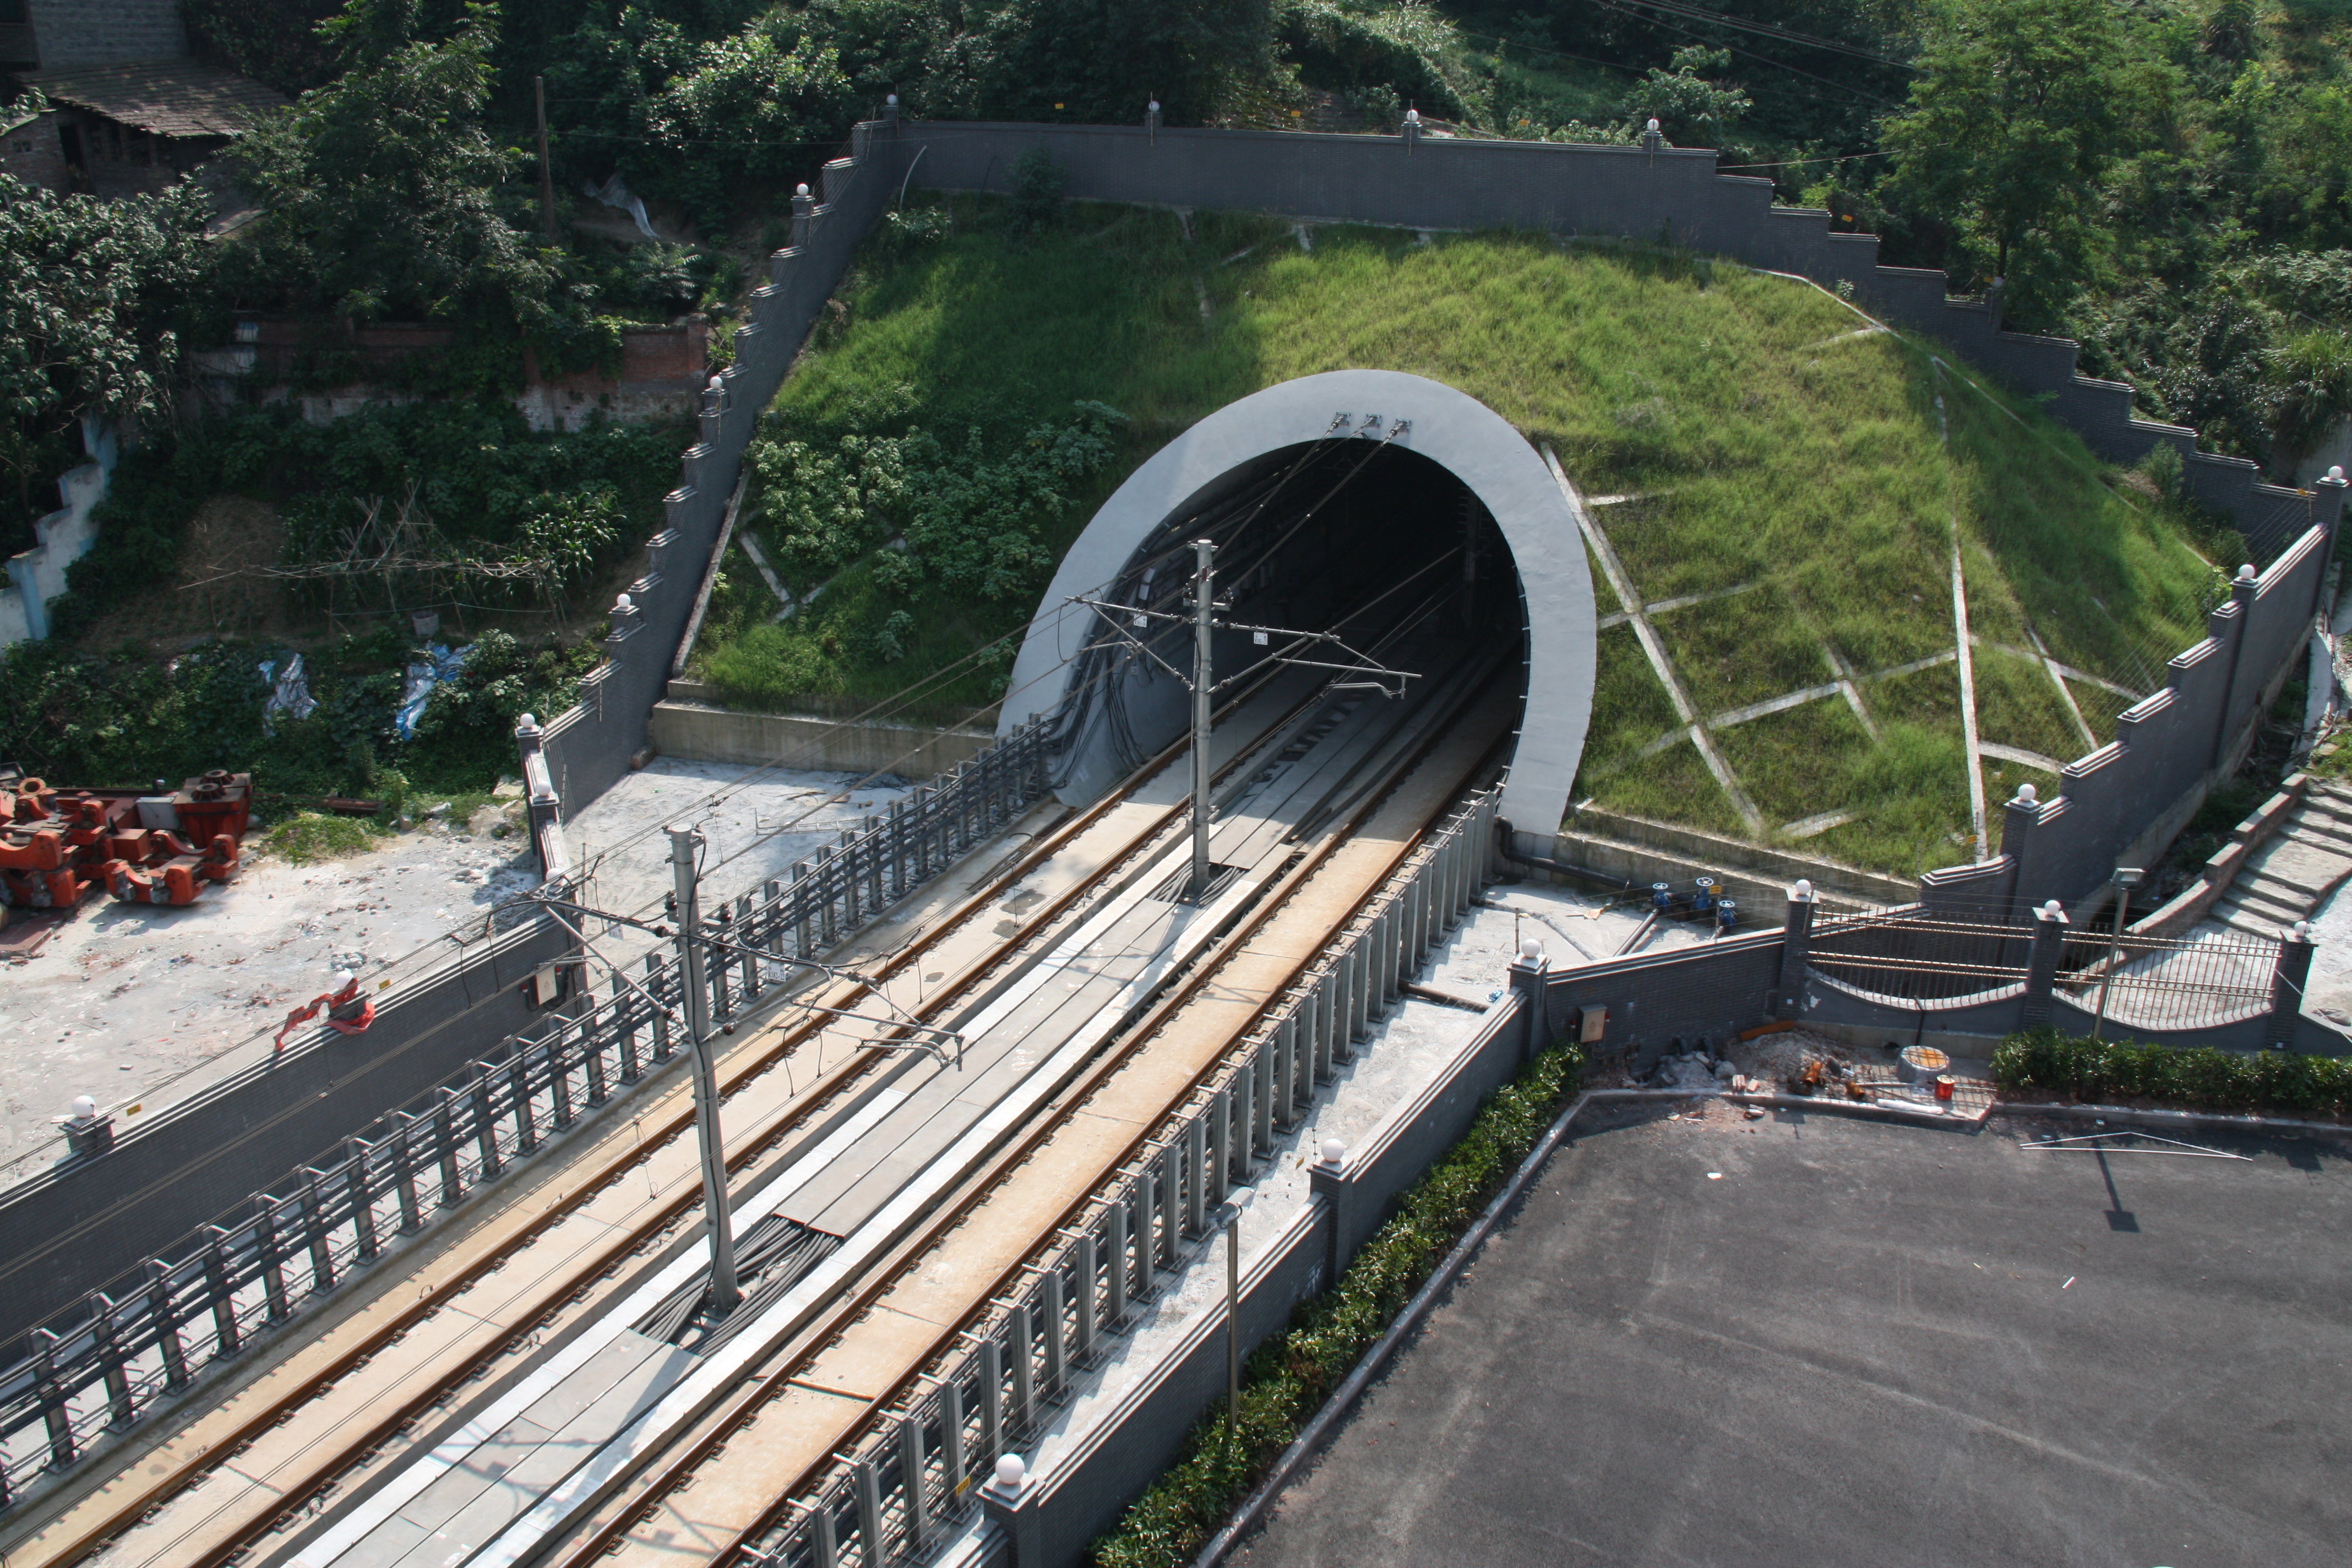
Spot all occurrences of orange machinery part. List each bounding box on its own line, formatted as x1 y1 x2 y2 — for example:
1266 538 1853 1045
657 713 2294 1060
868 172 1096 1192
0 771 252 910
104 834 241 906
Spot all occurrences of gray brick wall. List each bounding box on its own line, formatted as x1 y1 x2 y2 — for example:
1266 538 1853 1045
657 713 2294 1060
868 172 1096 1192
542 127 894 816
0 914 571 1351
25 0 187 68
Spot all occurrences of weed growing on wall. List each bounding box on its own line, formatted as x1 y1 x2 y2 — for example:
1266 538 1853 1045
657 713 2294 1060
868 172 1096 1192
1089 1041 1584 1568
1992 1028 2352 1115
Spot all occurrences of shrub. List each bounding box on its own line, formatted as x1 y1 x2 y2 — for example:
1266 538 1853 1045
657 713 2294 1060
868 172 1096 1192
1990 1027 2352 1114
1090 1041 1583 1567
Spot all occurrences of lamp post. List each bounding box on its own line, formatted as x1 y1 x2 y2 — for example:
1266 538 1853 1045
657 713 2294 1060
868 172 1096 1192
2090 866 2142 1042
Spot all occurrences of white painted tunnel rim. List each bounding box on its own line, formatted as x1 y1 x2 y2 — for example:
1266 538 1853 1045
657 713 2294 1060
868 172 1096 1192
996 369 1598 837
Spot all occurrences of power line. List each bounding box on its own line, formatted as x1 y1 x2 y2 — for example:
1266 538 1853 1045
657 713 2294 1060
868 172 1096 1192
1599 0 1917 70
1584 0 1903 109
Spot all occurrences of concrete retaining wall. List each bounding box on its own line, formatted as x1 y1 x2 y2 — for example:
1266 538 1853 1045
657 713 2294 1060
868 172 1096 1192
0 414 117 647
648 698 992 776
537 118 899 822
0 913 570 1350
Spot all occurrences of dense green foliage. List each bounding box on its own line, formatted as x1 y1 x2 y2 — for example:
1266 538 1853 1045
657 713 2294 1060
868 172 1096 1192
43 404 679 640
1090 1041 1583 1567
1992 1027 2352 1115
0 173 214 556
0 625 596 799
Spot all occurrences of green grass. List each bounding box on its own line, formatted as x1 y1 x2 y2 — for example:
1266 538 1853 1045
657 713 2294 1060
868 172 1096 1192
259 811 386 864
696 195 2229 872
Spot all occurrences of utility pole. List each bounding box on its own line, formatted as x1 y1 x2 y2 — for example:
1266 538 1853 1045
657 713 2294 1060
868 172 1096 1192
667 825 740 1315
2089 866 2141 1042
535 75 556 240
1190 538 1216 902
1074 538 1419 907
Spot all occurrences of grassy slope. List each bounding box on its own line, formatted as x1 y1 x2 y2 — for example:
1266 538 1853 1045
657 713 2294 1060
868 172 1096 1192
701 196 2226 875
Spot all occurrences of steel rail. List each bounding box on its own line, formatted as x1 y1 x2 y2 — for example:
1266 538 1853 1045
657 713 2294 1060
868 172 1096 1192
543 660 1512 1568
9 667 1327 1568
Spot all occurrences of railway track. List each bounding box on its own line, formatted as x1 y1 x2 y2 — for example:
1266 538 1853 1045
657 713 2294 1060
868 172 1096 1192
3 654 1343 1568
20 613 1511 1568
580 672 1517 1568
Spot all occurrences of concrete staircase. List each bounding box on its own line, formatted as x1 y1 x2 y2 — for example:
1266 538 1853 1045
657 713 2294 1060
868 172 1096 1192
2209 780 2352 937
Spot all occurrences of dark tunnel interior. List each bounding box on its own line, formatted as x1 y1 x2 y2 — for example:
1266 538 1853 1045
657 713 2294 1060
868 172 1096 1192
1042 439 1528 800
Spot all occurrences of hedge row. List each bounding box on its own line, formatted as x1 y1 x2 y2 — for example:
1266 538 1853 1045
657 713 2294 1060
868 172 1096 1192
1089 1042 1584 1568
1991 1028 2352 1115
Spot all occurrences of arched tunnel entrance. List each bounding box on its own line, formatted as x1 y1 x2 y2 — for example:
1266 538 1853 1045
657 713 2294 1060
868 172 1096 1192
999 370 1598 843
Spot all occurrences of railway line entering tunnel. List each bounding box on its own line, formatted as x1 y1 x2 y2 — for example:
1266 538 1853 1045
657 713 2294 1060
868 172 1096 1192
8 565 1524 1568
0 368 1595 1568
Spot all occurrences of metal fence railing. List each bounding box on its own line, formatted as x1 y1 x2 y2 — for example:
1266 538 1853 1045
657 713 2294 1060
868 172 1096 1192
1806 912 2039 1005
1806 899 2284 1030
0 719 1053 1515
732 788 1500 1568
2058 927 2279 1031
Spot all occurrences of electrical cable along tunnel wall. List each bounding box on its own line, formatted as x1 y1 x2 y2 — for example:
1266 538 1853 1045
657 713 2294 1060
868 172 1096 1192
1000 370 1599 832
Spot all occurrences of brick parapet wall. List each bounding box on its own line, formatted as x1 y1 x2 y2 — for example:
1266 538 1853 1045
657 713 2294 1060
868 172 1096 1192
23 0 187 68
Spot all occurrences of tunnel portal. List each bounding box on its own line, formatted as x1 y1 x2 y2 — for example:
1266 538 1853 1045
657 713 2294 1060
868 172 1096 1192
998 370 1598 840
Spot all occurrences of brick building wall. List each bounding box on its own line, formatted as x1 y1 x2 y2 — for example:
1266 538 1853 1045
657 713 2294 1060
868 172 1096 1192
21 0 187 68
0 106 66 191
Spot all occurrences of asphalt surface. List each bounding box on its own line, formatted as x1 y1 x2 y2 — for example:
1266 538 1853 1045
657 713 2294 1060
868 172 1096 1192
1233 1102 2351 1568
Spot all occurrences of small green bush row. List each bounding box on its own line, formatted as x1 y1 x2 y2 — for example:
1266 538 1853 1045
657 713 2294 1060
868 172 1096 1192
1089 1042 1584 1568
1991 1027 2352 1115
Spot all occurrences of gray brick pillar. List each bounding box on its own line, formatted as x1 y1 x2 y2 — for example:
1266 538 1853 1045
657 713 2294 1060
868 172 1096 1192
1997 783 2044 918
791 181 814 248
1776 879 1816 1020
1508 937 1551 1061
2020 900 2068 1031
2269 920 2315 1048
883 91 899 128
1308 1137 1353 1289
1403 107 1423 151
2207 567 2257 770
979 1458 1043 1567
2314 469 2349 620
515 711 565 881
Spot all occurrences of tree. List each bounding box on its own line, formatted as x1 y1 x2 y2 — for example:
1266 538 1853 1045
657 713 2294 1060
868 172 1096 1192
1882 0 2170 329
227 1 559 342
988 0 1281 125
1620 46 1750 148
0 175 213 551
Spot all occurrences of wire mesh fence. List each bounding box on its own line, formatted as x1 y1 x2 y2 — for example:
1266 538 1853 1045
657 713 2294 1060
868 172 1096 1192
1807 914 2039 1005
1806 897 2285 1030
2057 927 2280 1031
